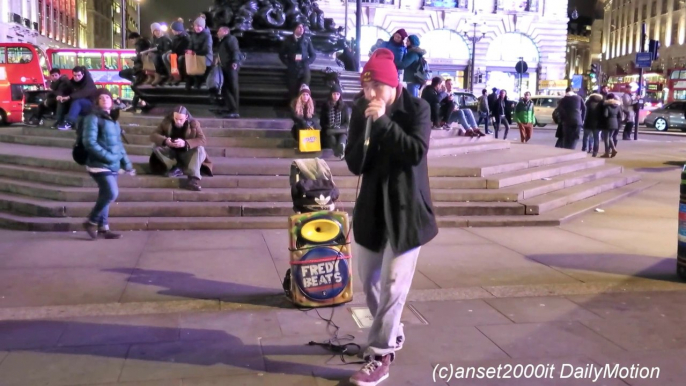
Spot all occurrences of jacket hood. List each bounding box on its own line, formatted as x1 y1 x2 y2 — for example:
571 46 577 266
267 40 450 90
409 47 426 55
605 99 621 106
587 93 604 102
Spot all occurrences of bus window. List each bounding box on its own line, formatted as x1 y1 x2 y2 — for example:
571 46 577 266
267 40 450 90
120 53 135 70
0 48 5 64
77 52 103 70
104 52 118 70
52 52 76 69
671 71 682 80
105 84 120 98
680 71 686 80
7 47 33 64
36 48 50 78
121 85 134 100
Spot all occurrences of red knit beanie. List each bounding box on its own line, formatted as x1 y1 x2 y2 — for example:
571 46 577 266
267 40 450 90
361 48 399 88
395 29 408 40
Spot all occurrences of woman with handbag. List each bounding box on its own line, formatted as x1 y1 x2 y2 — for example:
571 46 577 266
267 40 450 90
290 84 319 141
81 89 135 240
185 15 213 91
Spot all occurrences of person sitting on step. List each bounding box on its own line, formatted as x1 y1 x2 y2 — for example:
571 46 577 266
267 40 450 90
319 84 350 159
290 84 320 142
57 66 97 131
148 105 213 191
28 68 72 127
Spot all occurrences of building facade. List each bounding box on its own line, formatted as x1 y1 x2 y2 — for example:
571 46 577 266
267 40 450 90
83 0 139 48
319 0 569 96
0 0 78 49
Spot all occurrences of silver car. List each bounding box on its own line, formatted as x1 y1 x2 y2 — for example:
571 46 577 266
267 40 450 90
644 101 686 132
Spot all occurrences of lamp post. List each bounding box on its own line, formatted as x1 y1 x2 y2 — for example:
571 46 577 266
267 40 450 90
463 12 485 92
136 0 141 32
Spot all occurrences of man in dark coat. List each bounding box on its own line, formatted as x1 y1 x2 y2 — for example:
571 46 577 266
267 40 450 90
58 66 97 131
557 87 586 149
29 68 72 126
345 48 438 386
216 25 242 118
279 22 316 98
582 93 605 156
420 76 444 129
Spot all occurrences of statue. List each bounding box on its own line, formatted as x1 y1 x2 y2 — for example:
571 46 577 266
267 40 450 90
209 0 345 53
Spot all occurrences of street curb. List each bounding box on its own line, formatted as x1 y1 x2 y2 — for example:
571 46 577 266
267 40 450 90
1 279 685 321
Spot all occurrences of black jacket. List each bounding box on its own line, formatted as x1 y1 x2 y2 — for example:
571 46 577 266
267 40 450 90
319 101 350 135
217 34 242 68
279 34 316 70
344 87 438 254
487 92 498 115
603 99 624 131
70 70 97 100
492 96 507 117
170 32 191 56
133 37 152 68
152 35 172 54
420 86 441 125
190 27 213 66
558 93 586 126
49 75 72 97
583 93 605 130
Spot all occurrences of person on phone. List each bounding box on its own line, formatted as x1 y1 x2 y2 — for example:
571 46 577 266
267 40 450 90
81 89 135 240
346 48 438 386
149 105 212 191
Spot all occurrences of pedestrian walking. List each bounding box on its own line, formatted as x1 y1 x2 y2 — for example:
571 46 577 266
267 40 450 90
556 87 586 149
582 92 605 157
601 93 623 158
514 91 535 143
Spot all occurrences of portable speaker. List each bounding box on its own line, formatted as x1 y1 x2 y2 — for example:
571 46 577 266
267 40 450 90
286 210 353 308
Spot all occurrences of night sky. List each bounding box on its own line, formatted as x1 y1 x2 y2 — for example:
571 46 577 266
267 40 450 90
140 0 213 36
570 0 600 18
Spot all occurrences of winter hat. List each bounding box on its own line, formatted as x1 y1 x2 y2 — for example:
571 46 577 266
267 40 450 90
361 48 399 88
93 87 113 102
408 35 420 47
394 29 408 40
171 21 185 32
330 83 342 94
194 16 206 29
151 22 162 33
299 83 311 95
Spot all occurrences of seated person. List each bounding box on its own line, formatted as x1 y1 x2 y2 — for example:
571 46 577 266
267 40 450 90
148 105 212 191
290 84 320 141
28 68 72 126
57 66 97 131
420 76 444 130
166 21 191 85
319 84 349 159
452 107 485 137
148 23 173 86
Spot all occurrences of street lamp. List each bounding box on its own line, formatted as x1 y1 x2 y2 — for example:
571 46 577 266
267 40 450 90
463 11 486 92
136 0 141 33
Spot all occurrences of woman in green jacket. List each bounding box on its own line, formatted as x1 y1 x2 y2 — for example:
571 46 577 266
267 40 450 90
81 88 135 240
514 91 535 143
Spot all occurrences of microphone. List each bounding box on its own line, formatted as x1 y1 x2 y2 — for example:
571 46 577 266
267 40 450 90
360 116 373 169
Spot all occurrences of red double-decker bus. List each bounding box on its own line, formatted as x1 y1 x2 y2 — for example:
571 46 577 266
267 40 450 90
665 68 686 103
0 43 49 125
46 48 136 101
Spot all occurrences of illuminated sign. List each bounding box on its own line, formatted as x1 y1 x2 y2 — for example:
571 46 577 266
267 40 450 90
293 247 350 301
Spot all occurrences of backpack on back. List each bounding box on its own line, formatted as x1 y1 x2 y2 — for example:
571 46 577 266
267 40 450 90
414 56 432 84
72 116 99 165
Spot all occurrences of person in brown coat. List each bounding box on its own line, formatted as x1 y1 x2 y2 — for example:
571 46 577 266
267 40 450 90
149 105 212 191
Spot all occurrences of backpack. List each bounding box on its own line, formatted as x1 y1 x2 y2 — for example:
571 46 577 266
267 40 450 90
414 56 431 84
72 116 101 165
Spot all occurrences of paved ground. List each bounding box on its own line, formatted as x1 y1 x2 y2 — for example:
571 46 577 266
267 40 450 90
0 132 685 385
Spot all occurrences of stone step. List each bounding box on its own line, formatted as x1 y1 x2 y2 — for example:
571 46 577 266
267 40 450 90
0 133 328 159
500 164 625 200
117 115 293 130
16 127 295 148
0 211 560 232
521 173 643 215
120 124 294 138
486 158 607 188
0 178 521 203
428 140 510 157
0 193 526 218
0 163 488 189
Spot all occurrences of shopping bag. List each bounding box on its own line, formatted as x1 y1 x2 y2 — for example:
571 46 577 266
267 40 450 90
206 65 223 92
142 53 156 72
170 53 180 80
185 53 207 75
298 129 321 152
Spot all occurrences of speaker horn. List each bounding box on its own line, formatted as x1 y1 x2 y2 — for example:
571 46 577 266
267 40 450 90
299 218 342 244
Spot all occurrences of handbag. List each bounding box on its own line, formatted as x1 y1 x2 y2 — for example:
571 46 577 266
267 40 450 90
206 65 223 92
298 129 321 152
142 52 156 72
170 53 180 80
185 53 207 75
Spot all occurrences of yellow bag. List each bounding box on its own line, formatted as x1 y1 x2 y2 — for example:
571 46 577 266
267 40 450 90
298 129 321 152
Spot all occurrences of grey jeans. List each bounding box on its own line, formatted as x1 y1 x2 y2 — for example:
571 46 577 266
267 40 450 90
153 146 206 179
355 239 421 359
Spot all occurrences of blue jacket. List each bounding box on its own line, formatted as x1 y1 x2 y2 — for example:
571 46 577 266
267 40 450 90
399 46 427 83
82 108 132 172
381 40 406 70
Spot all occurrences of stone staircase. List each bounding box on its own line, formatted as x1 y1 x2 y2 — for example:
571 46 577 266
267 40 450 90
0 114 653 231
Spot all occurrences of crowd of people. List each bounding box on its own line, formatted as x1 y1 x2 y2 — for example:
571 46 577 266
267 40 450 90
553 84 637 158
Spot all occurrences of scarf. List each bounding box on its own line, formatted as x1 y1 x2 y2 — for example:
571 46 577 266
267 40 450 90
326 102 342 129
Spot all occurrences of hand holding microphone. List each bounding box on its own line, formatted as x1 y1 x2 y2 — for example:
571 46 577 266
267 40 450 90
365 98 386 122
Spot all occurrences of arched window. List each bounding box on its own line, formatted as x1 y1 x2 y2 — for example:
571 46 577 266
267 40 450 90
421 29 470 60
486 32 539 64
360 25 391 57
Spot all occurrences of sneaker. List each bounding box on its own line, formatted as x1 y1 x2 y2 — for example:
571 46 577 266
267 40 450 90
57 122 72 131
98 229 122 239
167 168 184 178
185 177 201 191
82 221 98 240
349 354 392 386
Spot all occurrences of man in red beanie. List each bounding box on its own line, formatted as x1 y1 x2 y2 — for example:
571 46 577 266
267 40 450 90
345 48 438 386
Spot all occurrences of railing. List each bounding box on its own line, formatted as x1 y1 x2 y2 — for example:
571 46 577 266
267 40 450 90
496 0 538 12
424 0 468 9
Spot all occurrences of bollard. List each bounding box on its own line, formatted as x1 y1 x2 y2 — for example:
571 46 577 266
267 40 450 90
678 164 686 280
